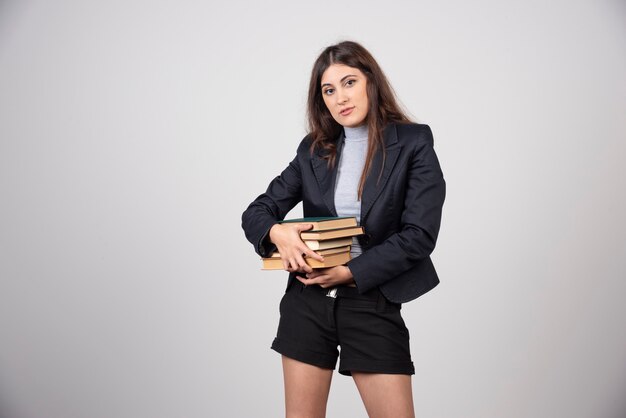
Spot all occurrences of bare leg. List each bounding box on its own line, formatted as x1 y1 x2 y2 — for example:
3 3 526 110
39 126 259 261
282 355 334 418
352 372 415 418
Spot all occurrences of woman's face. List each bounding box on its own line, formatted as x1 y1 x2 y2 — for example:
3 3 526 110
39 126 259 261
320 64 369 128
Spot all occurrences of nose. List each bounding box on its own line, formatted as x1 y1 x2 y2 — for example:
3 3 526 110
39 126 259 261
336 89 348 105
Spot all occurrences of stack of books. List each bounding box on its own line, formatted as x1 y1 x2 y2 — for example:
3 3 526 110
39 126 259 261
261 216 365 270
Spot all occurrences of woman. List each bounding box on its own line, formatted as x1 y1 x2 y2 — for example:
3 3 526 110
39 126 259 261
241 40 446 418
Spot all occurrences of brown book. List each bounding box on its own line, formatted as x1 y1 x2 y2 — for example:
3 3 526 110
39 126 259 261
268 245 351 258
300 226 364 241
262 250 351 270
304 237 353 250
278 216 357 231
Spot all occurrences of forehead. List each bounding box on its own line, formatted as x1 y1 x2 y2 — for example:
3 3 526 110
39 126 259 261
320 64 363 84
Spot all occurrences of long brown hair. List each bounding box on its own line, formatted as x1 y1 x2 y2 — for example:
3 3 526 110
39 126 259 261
306 40 413 200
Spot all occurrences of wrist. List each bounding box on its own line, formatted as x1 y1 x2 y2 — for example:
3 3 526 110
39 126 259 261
343 265 354 280
268 223 281 242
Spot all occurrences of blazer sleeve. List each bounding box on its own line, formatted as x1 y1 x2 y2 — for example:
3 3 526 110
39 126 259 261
346 125 446 293
241 138 306 258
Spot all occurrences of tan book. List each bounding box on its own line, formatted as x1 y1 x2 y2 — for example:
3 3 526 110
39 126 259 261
304 237 353 250
268 245 351 259
300 226 364 241
262 250 351 270
279 216 357 231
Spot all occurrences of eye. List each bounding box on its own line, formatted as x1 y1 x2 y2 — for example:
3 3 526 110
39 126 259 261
323 88 334 95
346 79 356 86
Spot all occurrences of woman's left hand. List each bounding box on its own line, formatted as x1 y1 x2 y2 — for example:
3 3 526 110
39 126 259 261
296 265 355 288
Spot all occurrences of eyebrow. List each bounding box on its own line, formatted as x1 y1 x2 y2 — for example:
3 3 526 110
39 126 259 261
321 74 357 88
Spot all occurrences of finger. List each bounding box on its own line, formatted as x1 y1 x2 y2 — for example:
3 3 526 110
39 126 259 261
303 277 318 287
300 246 324 262
317 276 333 288
305 275 327 287
288 255 298 268
304 248 324 262
297 223 314 231
280 249 297 271
288 257 299 273
295 275 308 286
294 253 312 274
294 252 312 273
306 271 321 279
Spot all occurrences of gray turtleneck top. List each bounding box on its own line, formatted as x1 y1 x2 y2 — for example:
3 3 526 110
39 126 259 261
334 124 368 259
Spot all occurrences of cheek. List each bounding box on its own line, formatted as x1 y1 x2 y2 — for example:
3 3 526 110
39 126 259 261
322 97 333 112
359 90 368 107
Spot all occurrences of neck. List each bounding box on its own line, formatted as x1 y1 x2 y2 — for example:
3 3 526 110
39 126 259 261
343 124 368 142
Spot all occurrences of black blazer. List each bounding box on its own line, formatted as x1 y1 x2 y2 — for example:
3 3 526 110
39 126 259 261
241 122 446 304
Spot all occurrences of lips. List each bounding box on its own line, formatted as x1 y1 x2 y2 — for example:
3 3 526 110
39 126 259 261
340 107 354 116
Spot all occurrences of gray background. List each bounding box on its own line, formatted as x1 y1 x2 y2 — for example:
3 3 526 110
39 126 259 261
1 0 625 417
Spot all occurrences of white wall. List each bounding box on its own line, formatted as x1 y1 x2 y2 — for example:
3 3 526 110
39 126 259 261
0 0 624 417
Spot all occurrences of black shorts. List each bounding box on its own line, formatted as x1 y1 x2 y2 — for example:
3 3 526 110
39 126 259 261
271 278 415 376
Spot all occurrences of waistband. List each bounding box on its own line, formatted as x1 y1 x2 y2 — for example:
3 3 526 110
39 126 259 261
291 277 382 301
291 278 399 312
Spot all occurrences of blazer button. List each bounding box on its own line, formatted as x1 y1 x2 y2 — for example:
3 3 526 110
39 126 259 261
362 234 371 245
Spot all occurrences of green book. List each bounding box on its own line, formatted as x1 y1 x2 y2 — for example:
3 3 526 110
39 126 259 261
278 216 358 231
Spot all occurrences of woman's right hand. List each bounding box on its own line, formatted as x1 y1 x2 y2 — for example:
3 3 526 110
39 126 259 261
269 223 324 274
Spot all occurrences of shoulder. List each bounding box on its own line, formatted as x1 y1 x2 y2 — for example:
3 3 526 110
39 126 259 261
393 122 434 147
297 133 314 152
295 132 332 160
292 133 315 163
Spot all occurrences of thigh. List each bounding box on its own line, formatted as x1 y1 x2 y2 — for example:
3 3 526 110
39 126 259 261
352 372 415 418
282 355 333 418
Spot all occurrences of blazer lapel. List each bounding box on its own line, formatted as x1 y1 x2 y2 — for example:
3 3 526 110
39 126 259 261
311 129 345 217
311 123 401 221
360 123 401 224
